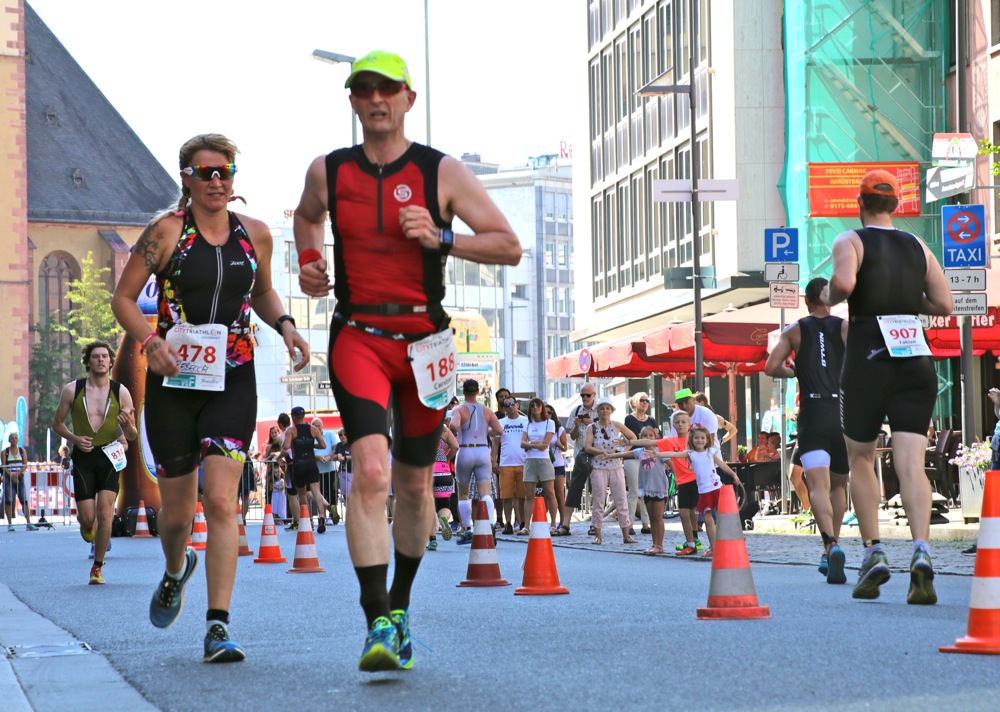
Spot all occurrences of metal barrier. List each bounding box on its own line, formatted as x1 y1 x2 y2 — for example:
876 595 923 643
25 464 76 526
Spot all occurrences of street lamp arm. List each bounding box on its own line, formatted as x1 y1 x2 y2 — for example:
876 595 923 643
312 49 356 65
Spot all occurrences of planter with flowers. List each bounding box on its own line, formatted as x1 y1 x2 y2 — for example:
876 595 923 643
737 445 749 463
949 440 992 522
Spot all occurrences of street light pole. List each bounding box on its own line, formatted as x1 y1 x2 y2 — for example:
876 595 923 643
637 0 703 390
312 49 357 146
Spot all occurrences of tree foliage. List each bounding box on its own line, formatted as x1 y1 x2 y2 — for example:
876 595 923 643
979 139 1000 177
28 319 75 452
55 251 122 348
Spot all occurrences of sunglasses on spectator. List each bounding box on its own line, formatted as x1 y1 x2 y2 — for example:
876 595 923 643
581 393 595 398
639 399 649 403
350 79 407 100
182 164 237 181
505 401 517 407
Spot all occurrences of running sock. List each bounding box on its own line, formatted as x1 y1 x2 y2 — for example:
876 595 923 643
388 550 423 613
863 539 883 562
206 609 229 625
458 499 473 528
913 538 931 554
428 535 437 542
165 559 186 580
820 531 834 547
355 564 390 627
483 495 496 524
93 560 104 568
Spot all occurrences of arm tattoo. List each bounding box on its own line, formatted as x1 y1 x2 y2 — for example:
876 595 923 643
134 222 161 273
146 340 164 356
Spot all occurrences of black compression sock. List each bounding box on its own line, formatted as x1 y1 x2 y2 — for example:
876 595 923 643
207 609 229 625
355 564 390 626
388 550 423 613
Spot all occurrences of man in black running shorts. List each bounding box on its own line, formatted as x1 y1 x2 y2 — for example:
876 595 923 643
766 277 850 584
293 50 521 671
828 169 952 604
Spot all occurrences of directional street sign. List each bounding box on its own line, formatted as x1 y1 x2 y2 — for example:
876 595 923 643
765 263 799 282
951 292 988 316
318 381 332 390
764 228 799 263
652 179 740 203
944 268 987 293
769 282 799 309
279 374 313 384
941 205 986 268
925 164 975 203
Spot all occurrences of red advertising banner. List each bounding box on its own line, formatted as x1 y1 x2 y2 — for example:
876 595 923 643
808 162 921 217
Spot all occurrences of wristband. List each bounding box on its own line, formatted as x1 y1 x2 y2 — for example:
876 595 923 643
140 333 157 353
275 315 296 333
298 248 322 268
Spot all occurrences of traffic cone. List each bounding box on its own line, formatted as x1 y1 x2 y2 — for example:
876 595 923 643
697 485 770 619
288 504 325 573
941 470 1000 654
133 500 153 538
236 505 254 557
189 502 208 551
515 497 568 595
253 504 287 564
458 500 510 587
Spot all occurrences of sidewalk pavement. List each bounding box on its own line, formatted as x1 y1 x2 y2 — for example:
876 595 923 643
498 505 980 577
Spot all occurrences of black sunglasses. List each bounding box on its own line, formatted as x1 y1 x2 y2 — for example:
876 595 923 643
639 399 649 403
505 401 517 407
350 79 407 100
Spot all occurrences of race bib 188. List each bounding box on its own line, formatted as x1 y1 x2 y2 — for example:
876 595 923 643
163 323 227 392
408 329 457 410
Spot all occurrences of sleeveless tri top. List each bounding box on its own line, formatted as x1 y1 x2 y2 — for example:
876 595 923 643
846 227 926 360
71 378 122 449
3 447 24 476
291 423 317 462
796 315 845 399
456 402 489 446
156 210 257 369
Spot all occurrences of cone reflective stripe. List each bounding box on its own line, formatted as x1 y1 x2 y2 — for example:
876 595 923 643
941 470 1000 654
133 499 153 538
189 502 208 551
458 500 510 587
236 506 254 557
288 504 325 573
254 504 287 564
697 485 769 619
515 497 568 595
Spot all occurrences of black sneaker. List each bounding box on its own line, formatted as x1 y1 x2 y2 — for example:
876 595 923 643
149 548 198 628
962 544 978 555
317 517 326 534
203 623 246 663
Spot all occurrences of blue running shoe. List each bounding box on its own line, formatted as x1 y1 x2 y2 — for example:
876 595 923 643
203 623 246 663
149 547 198 628
358 616 400 672
826 545 847 584
456 531 473 545
391 609 413 670
852 549 890 599
818 553 828 575
907 548 937 605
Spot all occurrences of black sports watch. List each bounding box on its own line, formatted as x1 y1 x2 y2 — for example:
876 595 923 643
275 315 296 333
439 228 455 256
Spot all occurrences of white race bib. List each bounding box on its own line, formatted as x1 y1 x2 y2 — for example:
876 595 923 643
163 323 227 391
876 315 932 358
101 440 127 472
408 329 457 410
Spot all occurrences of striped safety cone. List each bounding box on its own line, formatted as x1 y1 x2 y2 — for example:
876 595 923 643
288 504 325 573
697 485 770 619
941 470 1000 654
253 504 287 564
189 501 208 551
515 497 568 595
133 499 153 538
236 505 254 557
458 500 510 587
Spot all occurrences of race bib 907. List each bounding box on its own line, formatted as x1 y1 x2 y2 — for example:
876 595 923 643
877 315 931 358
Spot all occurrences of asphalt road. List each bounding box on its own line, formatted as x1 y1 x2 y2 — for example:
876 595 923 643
1 522 997 711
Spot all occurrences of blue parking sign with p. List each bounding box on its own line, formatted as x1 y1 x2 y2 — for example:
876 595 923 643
764 228 799 263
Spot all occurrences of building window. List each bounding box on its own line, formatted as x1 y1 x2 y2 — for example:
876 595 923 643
545 243 557 268
38 253 75 328
512 283 529 300
546 287 557 315
515 340 531 356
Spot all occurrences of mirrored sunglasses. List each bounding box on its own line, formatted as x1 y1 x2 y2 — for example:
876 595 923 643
350 79 406 100
182 164 237 181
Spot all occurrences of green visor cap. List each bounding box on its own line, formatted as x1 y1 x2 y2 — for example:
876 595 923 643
344 50 412 89
674 388 694 402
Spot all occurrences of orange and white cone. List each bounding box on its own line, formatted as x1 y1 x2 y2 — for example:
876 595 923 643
458 500 510 587
236 505 254 557
253 504 287 564
189 501 208 551
941 470 1000 654
133 499 153 538
515 497 568 595
288 504 325 573
697 485 770 620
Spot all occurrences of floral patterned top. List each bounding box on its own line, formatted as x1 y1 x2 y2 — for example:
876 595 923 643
156 210 257 369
